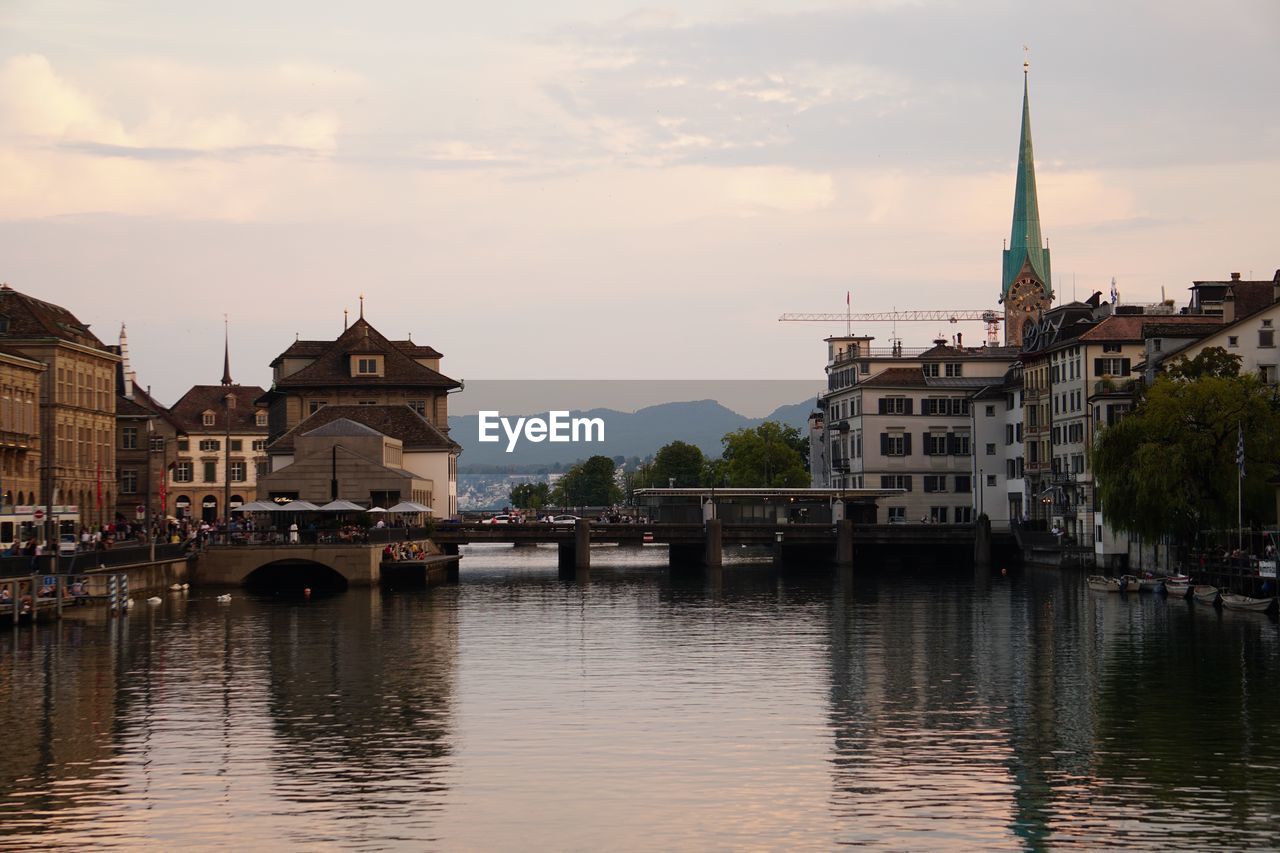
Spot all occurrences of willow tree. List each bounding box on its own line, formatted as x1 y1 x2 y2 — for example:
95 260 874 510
1092 371 1280 545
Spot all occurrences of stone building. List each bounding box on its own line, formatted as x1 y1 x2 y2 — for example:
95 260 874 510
0 346 45 546
166 345 267 522
258 306 462 516
0 284 119 530
110 325 181 526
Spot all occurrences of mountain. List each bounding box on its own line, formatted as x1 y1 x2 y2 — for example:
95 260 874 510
451 397 816 469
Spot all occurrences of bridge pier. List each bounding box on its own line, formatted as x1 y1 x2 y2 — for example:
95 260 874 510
557 519 592 576
835 519 854 570
703 518 722 569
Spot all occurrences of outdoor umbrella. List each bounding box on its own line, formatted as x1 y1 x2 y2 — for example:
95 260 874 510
318 500 365 512
387 501 433 514
282 500 321 512
366 507 388 514
237 500 278 512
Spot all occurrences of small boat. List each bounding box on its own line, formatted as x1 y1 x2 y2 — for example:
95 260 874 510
1137 576 1164 593
1192 585 1219 605
1164 579 1191 598
1087 575 1123 593
1220 592 1275 613
1119 575 1143 593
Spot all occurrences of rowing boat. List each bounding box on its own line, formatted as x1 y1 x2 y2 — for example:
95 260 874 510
1192 585 1219 605
1220 592 1275 613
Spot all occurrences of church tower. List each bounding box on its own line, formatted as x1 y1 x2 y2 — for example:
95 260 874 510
1000 59 1053 347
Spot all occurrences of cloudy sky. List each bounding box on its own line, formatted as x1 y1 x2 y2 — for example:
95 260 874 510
1 1 1276 403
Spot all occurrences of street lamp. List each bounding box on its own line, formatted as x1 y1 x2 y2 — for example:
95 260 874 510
224 392 235 530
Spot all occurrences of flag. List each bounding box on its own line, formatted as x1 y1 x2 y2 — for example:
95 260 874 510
846 290 851 307
1110 277 1119 304
1237 422 1245 479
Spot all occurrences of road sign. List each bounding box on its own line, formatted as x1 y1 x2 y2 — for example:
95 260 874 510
43 576 55 587
33 509 44 521
136 504 145 520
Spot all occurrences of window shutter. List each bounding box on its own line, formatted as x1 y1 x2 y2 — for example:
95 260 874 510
1094 358 1105 376
880 433 889 455
904 398 914 415
878 398 887 415
903 433 912 455
1119 358 1131 376
922 432 932 455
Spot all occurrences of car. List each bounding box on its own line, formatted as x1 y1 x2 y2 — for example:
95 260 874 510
545 514 581 525
481 514 516 525
58 533 78 555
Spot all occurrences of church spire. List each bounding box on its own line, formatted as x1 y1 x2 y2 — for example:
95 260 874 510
1002 58 1052 299
221 316 233 386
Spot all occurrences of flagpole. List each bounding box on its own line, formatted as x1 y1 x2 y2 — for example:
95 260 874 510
1237 421 1244 552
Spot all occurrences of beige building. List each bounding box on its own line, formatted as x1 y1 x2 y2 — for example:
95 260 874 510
0 285 119 530
0 347 45 546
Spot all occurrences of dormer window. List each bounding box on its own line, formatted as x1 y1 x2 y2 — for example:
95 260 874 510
255 410 268 427
202 411 215 426
354 356 383 376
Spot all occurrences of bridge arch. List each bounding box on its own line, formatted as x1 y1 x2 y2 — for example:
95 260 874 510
244 559 350 594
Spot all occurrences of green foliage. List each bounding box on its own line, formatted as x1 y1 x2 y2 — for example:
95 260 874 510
551 455 622 507
720 421 810 487
509 481 551 509
1164 346 1242 381
649 441 706 488
1092 373 1280 543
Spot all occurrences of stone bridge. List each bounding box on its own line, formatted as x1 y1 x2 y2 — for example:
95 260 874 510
196 543 436 589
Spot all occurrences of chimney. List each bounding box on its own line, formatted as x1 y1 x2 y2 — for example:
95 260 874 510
1231 272 1241 281
956 332 963 349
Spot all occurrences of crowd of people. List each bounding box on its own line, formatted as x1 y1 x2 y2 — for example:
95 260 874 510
383 541 428 562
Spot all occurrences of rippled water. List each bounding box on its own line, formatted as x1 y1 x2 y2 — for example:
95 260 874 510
2 546 1279 850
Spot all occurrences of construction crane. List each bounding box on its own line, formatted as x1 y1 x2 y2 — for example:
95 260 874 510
779 309 1003 346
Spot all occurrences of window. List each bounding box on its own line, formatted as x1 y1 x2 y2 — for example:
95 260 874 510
1102 343 1121 353
1153 339 1163 352
358 400 378 406
1005 424 1014 445
255 411 267 426
408 400 427 416
198 439 220 452
922 363 939 377
985 443 996 456
924 432 948 455
1228 336 1239 348
860 362 870 374
951 432 971 456
202 411 215 426
121 427 138 450
229 461 247 482
174 461 193 483
887 506 906 522
203 461 217 483
120 469 138 494
229 440 243 452
149 436 165 452
930 506 948 523
309 400 328 415
944 363 963 377
879 475 912 491
882 433 910 456
954 474 971 493
1260 365 1277 385
879 397 910 415
1260 328 1275 348
1006 459 1016 478
256 460 271 478
923 475 948 493
986 474 997 487
252 439 267 451
1094 357 1131 377
985 405 995 417
955 507 973 524
357 357 380 374
177 438 189 452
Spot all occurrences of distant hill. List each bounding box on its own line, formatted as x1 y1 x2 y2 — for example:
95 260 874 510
451 397 816 469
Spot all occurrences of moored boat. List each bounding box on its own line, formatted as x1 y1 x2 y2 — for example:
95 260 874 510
1164 580 1191 598
1137 576 1164 593
1119 575 1143 593
1192 585 1219 605
1087 575 1123 593
1220 592 1275 613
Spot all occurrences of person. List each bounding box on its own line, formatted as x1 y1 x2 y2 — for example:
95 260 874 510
289 522 299 544
375 518 385 529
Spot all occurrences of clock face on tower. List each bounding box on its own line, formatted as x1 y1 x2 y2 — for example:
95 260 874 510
1005 275 1051 348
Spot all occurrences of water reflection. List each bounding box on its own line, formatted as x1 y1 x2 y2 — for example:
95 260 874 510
0 548 1278 849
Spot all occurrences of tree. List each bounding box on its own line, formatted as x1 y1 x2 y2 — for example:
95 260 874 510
649 441 705 488
1092 372 1280 544
720 421 810 487
1164 346 1242 381
509 481 551 510
551 455 622 506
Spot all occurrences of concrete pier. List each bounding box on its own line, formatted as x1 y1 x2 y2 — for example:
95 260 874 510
835 519 854 569
703 518 722 569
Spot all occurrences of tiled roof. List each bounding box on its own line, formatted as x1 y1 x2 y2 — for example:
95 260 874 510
1079 314 1218 342
0 285 109 350
392 340 443 359
271 318 459 390
168 385 269 433
1226 282 1275 320
918 343 1022 360
1143 322 1221 339
268 404 460 454
303 418 384 438
860 367 929 388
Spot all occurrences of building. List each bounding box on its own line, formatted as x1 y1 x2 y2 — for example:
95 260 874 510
0 347 45 547
255 418 437 509
0 284 119 531
1144 271 1280 382
110 325 181 527
970 363 1025 530
257 305 463 516
1000 63 1053 348
166 341 268 522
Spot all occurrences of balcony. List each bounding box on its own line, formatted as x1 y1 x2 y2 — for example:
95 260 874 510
1091 378 1137 397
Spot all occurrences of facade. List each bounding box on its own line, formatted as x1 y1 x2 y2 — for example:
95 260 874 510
111 326 181 527
167 346 268 522
0 347 45 547
1000 66 1053 348
258 309 463 516
971 365 1025 531
0 284 119 531
1145 271 1280 382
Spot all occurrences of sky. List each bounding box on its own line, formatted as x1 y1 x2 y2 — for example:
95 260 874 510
0 0 1277 404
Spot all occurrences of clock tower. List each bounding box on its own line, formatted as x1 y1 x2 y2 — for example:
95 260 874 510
1000 60 1053 347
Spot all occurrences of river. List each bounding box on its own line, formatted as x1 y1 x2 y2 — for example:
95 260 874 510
2 546 1278 850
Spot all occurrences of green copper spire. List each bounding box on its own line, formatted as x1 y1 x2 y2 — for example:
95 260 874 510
1002 64 1052 299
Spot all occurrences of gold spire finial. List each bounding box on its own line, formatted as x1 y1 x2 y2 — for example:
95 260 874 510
1022 44 1030 75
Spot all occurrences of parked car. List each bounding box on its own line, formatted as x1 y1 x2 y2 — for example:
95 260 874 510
481 514 517 525
545 514 581 525
59 533 78 555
